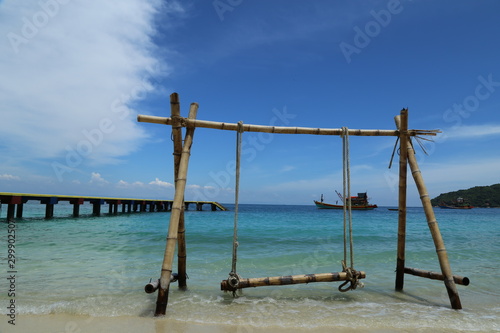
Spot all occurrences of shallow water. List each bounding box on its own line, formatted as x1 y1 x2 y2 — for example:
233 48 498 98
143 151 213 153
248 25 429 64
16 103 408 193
1 203 499 331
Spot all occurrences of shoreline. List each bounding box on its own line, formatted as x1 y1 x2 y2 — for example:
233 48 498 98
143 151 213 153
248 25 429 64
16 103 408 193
0 314 365 333
0 314 494 333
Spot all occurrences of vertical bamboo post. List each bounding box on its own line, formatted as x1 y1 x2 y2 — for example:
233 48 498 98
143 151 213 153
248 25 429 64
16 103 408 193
155 98 198 316
405 125 462 309
395 109 408 291
176 100 199 290
170 93 187 290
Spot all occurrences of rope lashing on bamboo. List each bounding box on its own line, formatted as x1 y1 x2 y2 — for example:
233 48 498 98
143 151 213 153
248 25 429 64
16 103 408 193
389 130 435 169
227 121 244 296
338 261 362 292
338 127 363 292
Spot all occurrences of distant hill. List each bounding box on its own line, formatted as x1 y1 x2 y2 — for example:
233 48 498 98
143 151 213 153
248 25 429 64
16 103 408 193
431 184 500 208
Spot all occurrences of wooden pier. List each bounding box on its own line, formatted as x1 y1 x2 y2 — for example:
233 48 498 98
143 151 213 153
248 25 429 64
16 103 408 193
0 192 227 221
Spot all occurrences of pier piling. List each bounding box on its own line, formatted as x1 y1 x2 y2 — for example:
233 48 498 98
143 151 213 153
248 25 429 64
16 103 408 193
16 203 24 218
7 204 15 221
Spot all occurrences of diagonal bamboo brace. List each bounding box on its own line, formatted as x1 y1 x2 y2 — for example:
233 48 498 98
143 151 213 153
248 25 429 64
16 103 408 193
220 271 366 292
154 98 199 316
403 127 463 309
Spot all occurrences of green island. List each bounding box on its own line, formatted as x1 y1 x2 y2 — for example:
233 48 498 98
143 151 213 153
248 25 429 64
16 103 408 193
431 183 500 208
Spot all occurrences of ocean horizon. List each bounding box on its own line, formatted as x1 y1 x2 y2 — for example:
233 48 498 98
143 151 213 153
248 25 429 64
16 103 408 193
1 202 498 332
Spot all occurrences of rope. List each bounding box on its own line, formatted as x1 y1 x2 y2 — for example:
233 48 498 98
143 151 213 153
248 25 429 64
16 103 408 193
338 127 363 292
341 127 354 268
228 121 244 295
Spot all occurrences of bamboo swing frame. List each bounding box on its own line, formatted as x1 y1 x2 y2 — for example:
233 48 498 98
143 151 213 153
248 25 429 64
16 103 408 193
138 93 467 316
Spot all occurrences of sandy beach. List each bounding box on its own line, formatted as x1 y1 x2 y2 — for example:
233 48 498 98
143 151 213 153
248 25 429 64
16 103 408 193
1 314 466 333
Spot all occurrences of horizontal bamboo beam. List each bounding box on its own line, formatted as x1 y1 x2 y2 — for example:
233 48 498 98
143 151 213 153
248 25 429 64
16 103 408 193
137 115 439 137
404 267 470 286
144 274 179 294
145 279 159 294
220 271 366 291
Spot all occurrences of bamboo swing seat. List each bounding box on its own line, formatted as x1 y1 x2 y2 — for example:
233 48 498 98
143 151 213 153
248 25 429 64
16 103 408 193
220 271 366 292
220 126 364 294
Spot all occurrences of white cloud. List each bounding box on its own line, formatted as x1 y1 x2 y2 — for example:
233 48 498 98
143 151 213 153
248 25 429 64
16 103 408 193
149 178 174 188
117 180 129 187
187 184 217 191
440 124 500 140
0 0 175 165
420 157 500 188
89 172 108 184
0 174 20 181
117 180 146 188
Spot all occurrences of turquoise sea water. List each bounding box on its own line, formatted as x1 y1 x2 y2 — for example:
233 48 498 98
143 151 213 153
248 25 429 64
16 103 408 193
1 202 499 331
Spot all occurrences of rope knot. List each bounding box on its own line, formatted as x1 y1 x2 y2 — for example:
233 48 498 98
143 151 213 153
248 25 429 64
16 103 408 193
227 272 242 297
228 272 241 288
338 260 363 292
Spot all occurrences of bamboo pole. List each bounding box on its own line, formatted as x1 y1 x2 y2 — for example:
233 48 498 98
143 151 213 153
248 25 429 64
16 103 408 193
221 271 366 291
405 130 463 309
170 94 184 288
395 110 408 291
404 267 470 286
177 103 198 289
145 274 180 294
154 102 199 316
137 115 439 137
169 93 189 290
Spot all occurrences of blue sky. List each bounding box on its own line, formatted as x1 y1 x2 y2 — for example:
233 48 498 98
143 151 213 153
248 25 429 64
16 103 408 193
1 0 499 206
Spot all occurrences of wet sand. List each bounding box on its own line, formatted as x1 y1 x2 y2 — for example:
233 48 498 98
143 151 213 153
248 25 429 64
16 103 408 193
0 314 472 333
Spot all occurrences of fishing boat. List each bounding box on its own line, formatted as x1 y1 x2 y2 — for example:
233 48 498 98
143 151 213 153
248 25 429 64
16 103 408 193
314 191 377 210
439 205 473 209
439 197 473 209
